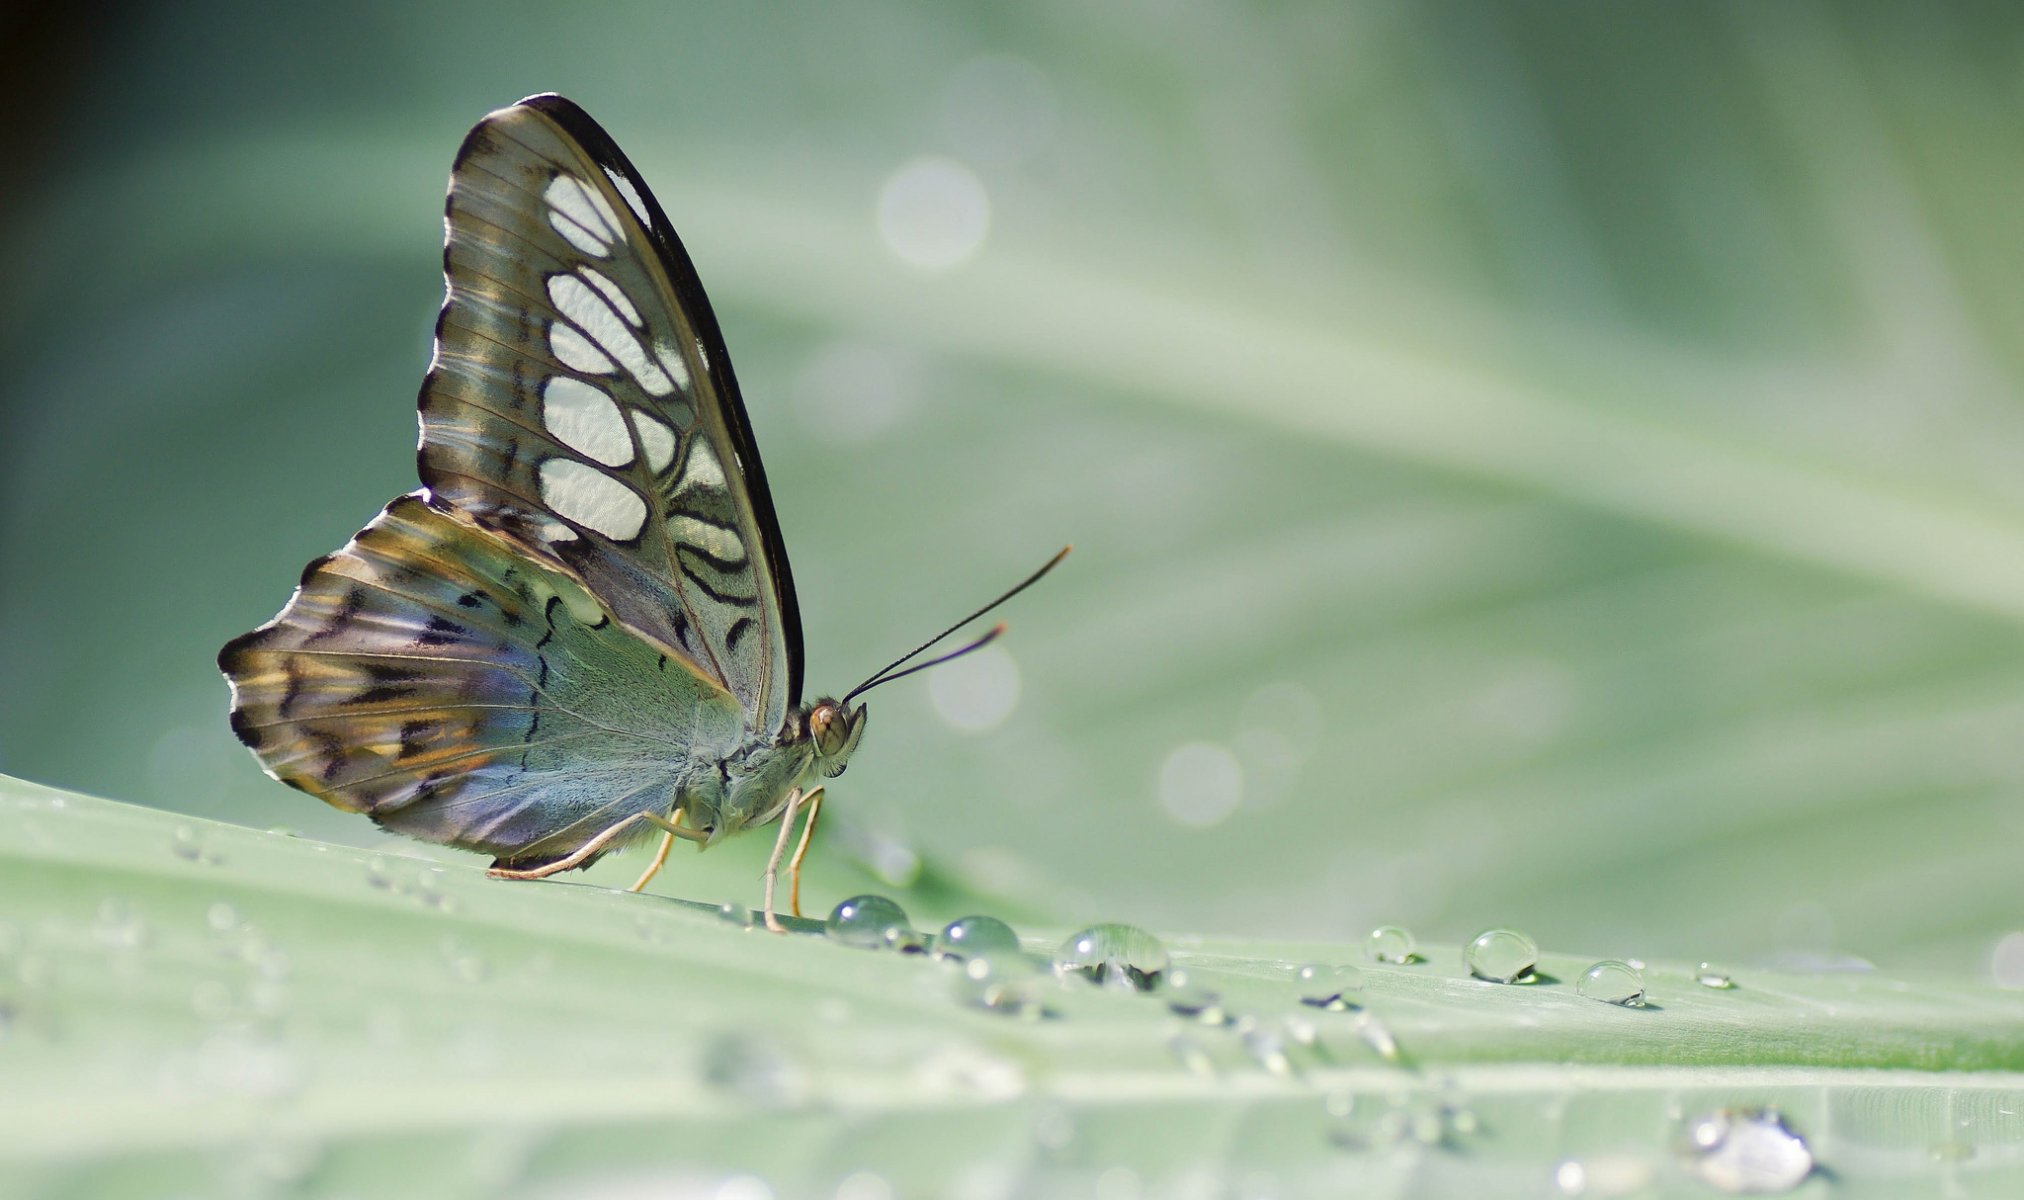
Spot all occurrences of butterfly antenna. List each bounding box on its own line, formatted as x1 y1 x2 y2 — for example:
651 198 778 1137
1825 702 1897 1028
844 545 1071 703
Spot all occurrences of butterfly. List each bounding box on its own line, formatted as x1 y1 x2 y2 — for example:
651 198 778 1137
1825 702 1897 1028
219 94 1063 931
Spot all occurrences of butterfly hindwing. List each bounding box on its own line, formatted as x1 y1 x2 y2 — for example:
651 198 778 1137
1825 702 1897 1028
418 94 803 734
219 494 747 867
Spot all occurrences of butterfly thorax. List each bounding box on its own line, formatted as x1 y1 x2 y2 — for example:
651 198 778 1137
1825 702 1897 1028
705 697 865 844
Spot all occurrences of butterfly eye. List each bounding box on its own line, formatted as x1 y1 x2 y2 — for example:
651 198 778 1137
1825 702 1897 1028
808 701 857 758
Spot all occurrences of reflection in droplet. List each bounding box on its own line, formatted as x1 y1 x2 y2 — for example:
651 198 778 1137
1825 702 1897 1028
1684 1108 1813 1193
1577 960 1646 1006
1366 925 1417 964
1696 962 1737 990
937 915 1021 960
826 895 910 949
876 157 989 272
1053 924 1169 991
1156 742 1243 829
928 645 1021 733
1293 963 1364 1010
1464 928 1538 983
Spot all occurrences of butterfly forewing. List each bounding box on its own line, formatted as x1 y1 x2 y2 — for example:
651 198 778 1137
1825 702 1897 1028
418 95 801 733
220 494 746 867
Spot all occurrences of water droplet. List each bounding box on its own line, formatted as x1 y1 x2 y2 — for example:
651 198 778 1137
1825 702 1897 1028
1555 1156 1657 1196
1166 1031 1215 1075
954 955 1049 1018
717 902 754 929
1696 961 1737 989
94 898 149 950
1233 1015 1292 1075
826 894 911 948
1684 1108 1813 1193
1929 1139 1976 1163
1464 928 1538 983
1365 925 1417 964
937 915 1021 960
365 855 399 892
1293 963 1364 1009
700 1032 807 1108
205 902 240 934
1053 923 1168 991
413 869 452 911
1350 1011 1401 1062
170 825 220 866
1030 1104 1076 1152
1161 967 1225 1024
1577 960 1646 1006
882 925 930 954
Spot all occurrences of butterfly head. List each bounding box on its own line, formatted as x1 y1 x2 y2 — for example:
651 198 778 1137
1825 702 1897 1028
803 698 867 778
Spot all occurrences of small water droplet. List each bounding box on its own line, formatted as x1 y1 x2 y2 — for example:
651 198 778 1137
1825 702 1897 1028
365 856 399 892
700 1031 806 1108
1350 1011 1401 1062
937 915 1021 959
1464 928 1538 983
1030 1104 1077 1152
954 954 1050 1018
826 894 911 948
170 825 220 866
1577 960 1646 1006
1684 1108 1813 1193
1053 923 1168 991
717 902 754 929
1233 1014 1292 1075
1696 961 1737 989
1166 1030 1215 1075
413 869 452 911
1929 1139 1976 1163
205 902 240 934
1365 925 1417 964
1293 963 1364 1009
1555 1156 1657 1196
1161 967 1225 1024
94 898 149 950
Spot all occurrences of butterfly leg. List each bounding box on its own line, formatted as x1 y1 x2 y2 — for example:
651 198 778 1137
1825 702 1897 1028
787 786 825 919
760 787 806 934
627 806 687 894
486 810 649 880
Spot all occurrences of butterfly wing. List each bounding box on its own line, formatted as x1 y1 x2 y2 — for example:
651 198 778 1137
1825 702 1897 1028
219 494 747 868
417 93 803 735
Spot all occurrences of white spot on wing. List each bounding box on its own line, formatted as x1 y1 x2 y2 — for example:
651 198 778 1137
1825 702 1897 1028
606 167 652 226
636 412 678 473
670 514 745 564
578 267 641 327
548 274 674 396
544 175 615 256
541 377 633 467
677 436 727 494
653 340 694 394
539 459 646 540
549 322 613 375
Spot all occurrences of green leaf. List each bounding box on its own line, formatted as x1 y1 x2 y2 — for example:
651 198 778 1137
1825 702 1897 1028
5 773 2021 1198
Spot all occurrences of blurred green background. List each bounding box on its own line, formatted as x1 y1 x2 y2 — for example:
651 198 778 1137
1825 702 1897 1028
3 2 2022 980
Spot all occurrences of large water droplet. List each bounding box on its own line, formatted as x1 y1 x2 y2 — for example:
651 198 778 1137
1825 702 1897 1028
1684 1108 1813 1193
1052 924 1169 991
936 915 1020 960
954 954 1049 1019
1577 960 1646 1006
1294 963 1364 1010
1162 967 1225 1024
1464 928 1538 983
1696 961 1737 989
1365 925 1417 964
826 894 910 949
